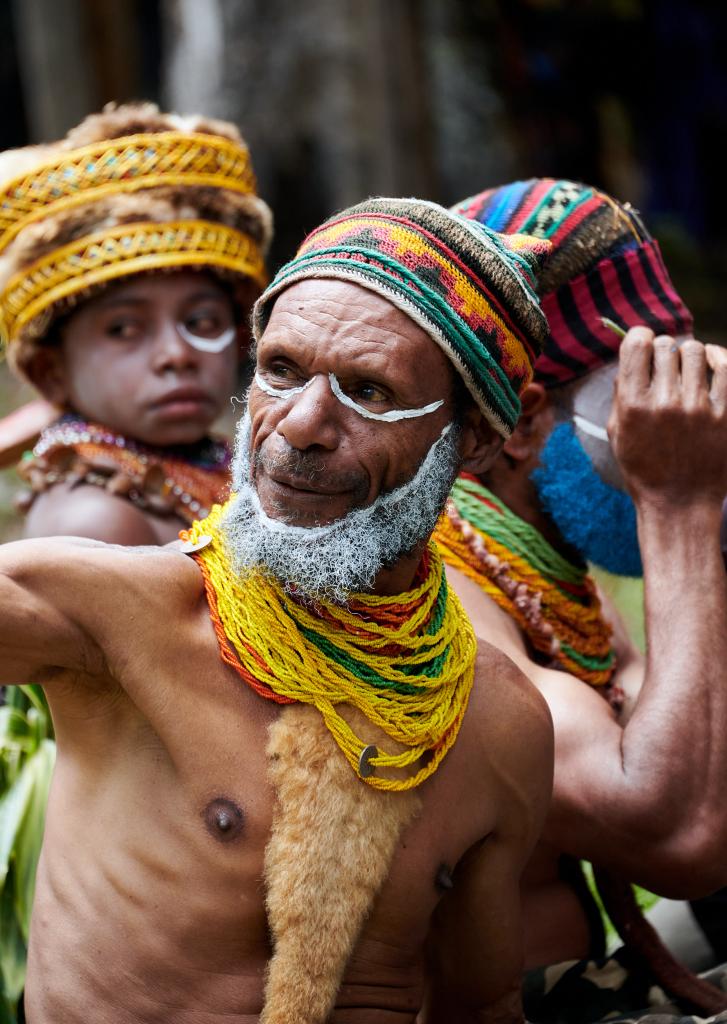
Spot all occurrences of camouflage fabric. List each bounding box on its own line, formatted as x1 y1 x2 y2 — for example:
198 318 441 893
523 949 727 1024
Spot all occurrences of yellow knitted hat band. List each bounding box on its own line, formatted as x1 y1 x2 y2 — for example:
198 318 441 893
0 130 268 351
0 131 258 251
0 220 267 347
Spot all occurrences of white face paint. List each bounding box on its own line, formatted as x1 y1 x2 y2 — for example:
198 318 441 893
572 413 609 443
177 323 237 353
253 371 444 422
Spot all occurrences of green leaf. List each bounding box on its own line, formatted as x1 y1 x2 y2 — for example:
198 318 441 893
0 982 18 1024
0 709 34 754
17 686 48 720
12 740 55 941
0 762 37 891
0 868 26 1006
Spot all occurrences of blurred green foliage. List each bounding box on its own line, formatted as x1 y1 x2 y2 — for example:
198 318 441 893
0 686 55 1021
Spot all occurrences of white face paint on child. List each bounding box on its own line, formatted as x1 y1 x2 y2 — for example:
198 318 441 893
177 323 237 353
253 371 444 423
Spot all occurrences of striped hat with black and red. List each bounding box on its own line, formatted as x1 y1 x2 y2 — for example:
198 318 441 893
453 179 693 387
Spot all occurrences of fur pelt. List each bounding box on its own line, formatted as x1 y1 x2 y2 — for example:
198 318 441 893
62 101 245 149
262 705 421 1024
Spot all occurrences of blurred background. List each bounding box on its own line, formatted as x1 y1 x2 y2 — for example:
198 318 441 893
1 0 725 532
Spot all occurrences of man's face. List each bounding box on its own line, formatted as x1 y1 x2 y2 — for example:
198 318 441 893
43 270 241 446
248 278 457 527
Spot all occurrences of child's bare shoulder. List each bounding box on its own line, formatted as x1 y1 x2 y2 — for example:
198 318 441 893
24 481 162 546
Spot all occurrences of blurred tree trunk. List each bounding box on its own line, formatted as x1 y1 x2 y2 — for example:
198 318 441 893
9 0 160 144
10 0 95 141
163 0 444 266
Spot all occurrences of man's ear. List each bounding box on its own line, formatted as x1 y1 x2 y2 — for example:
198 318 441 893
502 383 553 462
458 407 505 475
24 347 71 406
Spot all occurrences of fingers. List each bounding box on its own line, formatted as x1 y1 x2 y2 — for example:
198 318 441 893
619 329 717 407
706 344 727 412
651 334 680 403
678 339 708 407
616 327 654 398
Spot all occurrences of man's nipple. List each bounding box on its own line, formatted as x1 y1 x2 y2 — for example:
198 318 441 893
203 797 245 843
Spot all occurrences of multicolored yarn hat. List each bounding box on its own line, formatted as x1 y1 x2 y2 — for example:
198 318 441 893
253 197 551 438
454 179 693 387
0 102 273 379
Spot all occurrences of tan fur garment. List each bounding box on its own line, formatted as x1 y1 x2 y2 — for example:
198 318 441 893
262 705 421 1024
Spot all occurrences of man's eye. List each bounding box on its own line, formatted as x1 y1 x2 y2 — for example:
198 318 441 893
349 383 388 404
265 365 305 387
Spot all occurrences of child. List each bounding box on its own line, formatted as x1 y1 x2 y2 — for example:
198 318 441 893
0 102 272 544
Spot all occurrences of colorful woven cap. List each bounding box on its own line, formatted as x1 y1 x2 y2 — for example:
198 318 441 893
253 197 550 438
454 179 693 387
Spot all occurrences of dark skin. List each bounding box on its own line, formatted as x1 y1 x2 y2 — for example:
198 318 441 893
23 270 242 545
1 279 552 1023
442 328 727 968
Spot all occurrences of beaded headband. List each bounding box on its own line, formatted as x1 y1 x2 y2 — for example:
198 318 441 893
0 128 270 354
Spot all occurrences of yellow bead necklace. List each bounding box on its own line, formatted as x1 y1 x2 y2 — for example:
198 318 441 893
185 499 476 791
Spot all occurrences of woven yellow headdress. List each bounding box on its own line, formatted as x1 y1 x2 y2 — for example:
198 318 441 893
0 102 273 379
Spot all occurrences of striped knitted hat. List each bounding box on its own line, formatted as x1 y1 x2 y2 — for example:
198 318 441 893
253 197 550 438
453 179 693 387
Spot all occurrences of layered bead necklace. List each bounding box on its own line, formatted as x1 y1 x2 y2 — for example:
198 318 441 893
183 500 477 792
434 474 616 692
19 414 231 523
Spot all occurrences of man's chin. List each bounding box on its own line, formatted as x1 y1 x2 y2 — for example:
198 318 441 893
256 480 359 528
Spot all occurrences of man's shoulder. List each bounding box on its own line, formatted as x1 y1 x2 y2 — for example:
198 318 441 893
473 637 551 723
466 638 553 841
468 638 557 782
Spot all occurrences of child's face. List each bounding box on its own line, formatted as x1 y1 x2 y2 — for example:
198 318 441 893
42 270 242 446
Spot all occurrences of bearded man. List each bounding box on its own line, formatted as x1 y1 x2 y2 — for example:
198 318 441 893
431 179 727 1021
0 198 554 1024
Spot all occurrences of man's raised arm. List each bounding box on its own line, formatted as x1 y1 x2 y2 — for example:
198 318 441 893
0 537 104 685
543 329 727 895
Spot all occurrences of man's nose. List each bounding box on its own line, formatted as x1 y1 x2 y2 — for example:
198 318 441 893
152 321 200 373
274 375 341 452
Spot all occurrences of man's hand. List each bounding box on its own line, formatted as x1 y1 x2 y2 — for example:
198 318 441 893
610 328 727 506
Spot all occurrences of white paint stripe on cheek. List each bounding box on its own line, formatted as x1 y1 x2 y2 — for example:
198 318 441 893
573 414 610 443
177 324 237 353
327 373 444 422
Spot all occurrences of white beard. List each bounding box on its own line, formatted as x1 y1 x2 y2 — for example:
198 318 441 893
222 412 461 602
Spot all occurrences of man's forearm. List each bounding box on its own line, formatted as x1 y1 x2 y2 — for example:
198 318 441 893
621 497 727 875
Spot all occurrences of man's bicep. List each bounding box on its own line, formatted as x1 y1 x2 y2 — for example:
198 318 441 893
0 538 102 684
535 666 645 863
